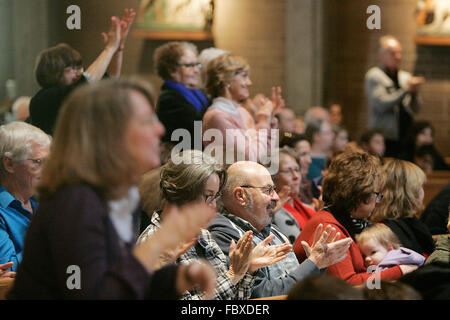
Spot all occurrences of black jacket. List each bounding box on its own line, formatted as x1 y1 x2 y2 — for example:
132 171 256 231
156 84 209 150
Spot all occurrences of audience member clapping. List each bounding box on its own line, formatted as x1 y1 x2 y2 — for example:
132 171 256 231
208 160 352 298
294 150 418 285
203 54 282 164
30 8 135 135
138 149 292 300
8 78 217 300
154 41 210 150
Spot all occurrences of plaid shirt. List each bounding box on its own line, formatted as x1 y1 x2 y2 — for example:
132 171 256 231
208 208 320 298
137 211 254 300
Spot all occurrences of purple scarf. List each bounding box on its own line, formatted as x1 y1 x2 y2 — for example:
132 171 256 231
164 80 208 112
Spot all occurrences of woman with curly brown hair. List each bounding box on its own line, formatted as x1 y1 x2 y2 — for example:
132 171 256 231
370 159 435 257
294 150 418 285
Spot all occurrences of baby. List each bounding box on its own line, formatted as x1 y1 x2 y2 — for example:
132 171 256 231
356 223 425 270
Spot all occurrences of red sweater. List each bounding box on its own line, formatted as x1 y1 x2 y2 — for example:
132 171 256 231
293 210 403 285
283 198 316 230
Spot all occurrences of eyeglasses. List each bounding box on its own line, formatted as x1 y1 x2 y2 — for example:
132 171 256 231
178 62 202 69
204 192 221 205
278 167 301 176
374 192 383 203
241 185 277 196
27 158 46 170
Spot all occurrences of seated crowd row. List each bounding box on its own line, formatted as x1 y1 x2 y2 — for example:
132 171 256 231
0 9 448 300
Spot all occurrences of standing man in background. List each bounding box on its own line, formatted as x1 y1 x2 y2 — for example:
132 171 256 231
365 35 425 158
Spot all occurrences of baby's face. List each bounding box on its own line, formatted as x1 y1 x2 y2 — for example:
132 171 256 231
358 239 390 268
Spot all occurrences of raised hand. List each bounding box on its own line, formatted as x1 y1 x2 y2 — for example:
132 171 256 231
249 234 292 273
227 231 254 284
118 8 136 49
270 86 285 114
101 16 121 52
254 97 274 120
301 224 353 270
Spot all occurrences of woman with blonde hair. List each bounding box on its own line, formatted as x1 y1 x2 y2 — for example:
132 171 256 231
202 53 283 164
9 78 218 299
370 159 435 257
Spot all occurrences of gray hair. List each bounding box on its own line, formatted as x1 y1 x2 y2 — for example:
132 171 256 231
0 121 51 175
160 149 226 206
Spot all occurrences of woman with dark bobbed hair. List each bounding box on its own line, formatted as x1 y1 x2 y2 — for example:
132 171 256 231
30 9 136 135
9 78 217 299
138 149 292 300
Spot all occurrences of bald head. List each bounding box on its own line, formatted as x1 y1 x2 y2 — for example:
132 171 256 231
221 161 279 231
378 35 402 72
223 161 270 197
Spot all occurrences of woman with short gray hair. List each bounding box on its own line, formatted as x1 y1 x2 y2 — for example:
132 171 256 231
154 41 209 150
138 149 292 300
0 121 51 271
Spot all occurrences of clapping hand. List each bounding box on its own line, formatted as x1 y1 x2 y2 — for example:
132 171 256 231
301 224 353 270
227 231 254 284
249 234 292 274
270 86 285 114
101 8 136 52
101 16 121 52
117 8 136 50
407 76 425 93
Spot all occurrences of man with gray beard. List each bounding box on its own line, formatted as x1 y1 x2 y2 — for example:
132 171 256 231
208 161 352 298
